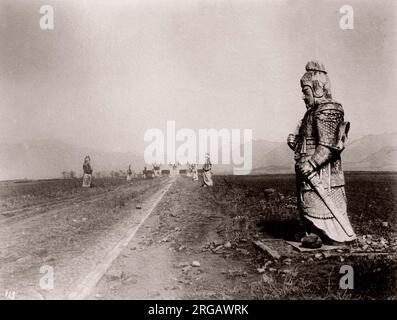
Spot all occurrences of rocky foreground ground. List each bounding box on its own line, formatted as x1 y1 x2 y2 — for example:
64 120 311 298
92 174 397 300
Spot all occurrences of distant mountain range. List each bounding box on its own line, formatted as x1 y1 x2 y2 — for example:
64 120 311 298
0 132 396 180
249 132 397 174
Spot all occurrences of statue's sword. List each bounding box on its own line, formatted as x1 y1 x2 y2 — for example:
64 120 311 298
306 171 355 238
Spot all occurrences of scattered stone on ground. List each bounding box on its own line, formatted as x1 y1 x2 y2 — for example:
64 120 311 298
191 260 201 267
253 240 281 259
224 241 232 249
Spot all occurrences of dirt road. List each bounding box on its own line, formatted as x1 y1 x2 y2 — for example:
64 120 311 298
0 176 175 299
89 176 258 300
1 175 257 300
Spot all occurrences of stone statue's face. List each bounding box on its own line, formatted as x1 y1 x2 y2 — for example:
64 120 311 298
302 86 315 109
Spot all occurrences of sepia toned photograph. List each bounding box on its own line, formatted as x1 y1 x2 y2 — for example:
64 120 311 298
0 0 396 305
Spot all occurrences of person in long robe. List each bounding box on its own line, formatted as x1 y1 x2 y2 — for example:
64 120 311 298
82 155 93 187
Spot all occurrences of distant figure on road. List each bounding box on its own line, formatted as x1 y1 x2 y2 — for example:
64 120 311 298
288 61 356 247
202 153 213 187
82 155 93 187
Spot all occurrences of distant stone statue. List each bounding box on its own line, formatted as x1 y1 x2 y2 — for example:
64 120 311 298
169 163 178 176
127 165 132 182
186 162 192 177
202 153 213 187
143 166 147 179
288 61 356 247
153 163 161 177
192 163 199 181
82 155 93 187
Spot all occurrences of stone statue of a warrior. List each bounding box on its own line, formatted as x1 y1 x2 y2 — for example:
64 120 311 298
202 153 213 187
287 61 356 247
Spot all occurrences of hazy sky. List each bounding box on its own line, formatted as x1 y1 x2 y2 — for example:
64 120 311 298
1 0 396 154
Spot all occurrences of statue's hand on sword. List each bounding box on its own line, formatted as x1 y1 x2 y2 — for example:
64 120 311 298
295 160 315 176
287 134 296 150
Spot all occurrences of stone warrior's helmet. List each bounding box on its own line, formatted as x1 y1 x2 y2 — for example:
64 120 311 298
300 61 332 101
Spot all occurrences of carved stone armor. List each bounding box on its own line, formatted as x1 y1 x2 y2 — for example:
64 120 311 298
294 102 345 191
